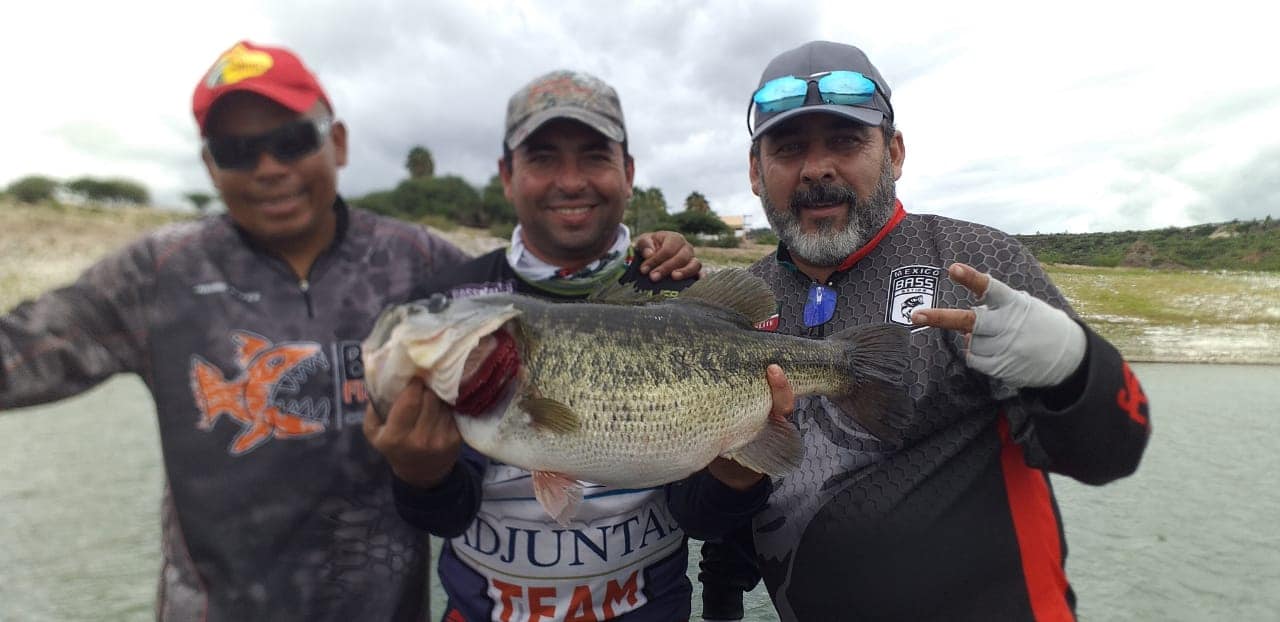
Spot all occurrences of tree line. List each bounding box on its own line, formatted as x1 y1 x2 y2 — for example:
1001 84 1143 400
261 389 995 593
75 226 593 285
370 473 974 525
4 175 152 206
1016 217 1280 271
351 146 743 247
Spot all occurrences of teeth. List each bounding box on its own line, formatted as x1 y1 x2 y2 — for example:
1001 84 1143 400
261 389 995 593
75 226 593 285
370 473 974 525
263 192 304 207
552 207 590 215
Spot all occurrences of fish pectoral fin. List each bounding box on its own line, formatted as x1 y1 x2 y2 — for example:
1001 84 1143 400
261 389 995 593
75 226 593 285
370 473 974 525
723 416 804 477
673 268 776 326
532 471 583 527
519 397 582 434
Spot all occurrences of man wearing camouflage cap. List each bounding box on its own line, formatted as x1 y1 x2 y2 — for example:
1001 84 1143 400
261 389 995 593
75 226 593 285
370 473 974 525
365 69 792 622
694 40 1153 621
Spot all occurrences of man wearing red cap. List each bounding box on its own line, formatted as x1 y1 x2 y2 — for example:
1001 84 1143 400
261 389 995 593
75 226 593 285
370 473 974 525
0 41 699 621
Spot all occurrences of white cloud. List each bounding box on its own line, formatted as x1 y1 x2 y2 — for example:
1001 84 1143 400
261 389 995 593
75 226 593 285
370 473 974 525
2 0 1277 231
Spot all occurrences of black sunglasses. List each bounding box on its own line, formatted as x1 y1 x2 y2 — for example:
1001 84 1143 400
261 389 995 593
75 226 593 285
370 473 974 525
205 117 333 171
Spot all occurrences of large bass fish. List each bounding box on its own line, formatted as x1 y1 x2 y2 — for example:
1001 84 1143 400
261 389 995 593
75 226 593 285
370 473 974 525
362 269 910 524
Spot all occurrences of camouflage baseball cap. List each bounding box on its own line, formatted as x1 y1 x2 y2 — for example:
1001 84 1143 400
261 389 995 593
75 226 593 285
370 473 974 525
504 70 626 150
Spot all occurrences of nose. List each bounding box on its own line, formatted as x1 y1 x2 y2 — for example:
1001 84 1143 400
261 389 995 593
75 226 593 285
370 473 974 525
799 148 837 185
554 161 588 195
250 150 291 180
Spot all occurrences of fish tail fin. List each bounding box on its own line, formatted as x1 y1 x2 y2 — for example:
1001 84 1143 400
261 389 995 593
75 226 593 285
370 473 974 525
828 323 914 446
723 416 804 477
532 471 584 527
189 358 246 429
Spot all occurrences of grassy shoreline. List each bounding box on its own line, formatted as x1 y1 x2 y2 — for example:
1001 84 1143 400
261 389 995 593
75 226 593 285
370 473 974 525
3 201 1277 364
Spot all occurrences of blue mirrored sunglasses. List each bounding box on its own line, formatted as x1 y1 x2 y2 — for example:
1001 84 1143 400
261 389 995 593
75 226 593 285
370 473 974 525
748 71 879 134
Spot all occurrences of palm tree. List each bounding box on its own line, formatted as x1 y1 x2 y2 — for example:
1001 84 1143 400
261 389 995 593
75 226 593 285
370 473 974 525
406 146 435 179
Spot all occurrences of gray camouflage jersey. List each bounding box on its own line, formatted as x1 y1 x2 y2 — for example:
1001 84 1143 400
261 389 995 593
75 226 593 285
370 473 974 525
746 208 1150 621
0 200 468 621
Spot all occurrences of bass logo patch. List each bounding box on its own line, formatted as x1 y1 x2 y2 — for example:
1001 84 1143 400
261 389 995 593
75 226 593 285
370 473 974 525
886 265 941 327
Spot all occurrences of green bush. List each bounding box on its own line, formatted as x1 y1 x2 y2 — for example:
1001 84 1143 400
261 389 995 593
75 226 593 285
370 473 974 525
350 190 397 216
672 210 731 236
488 221 515 241
392 176 482 224
700 233 741 248
65 176 150 204
6 175 59 204
747 227 779 245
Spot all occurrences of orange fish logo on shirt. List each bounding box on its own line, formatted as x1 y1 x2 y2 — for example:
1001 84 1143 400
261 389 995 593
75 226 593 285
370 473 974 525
189 331 327 455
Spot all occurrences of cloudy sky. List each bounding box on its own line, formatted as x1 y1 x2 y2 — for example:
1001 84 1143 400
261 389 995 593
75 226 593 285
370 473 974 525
2 0 1276 234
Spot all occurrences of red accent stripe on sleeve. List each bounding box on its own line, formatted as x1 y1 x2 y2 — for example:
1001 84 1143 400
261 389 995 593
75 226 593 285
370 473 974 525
997 416 1074 621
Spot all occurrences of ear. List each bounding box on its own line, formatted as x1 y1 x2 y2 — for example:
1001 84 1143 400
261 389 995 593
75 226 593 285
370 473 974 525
889 129 905 180
498 155 515 202
624 155 635 199
330 120 349 168
748 148 763 197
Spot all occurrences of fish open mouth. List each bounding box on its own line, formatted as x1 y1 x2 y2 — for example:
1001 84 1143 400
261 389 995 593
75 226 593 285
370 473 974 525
453 326 521 415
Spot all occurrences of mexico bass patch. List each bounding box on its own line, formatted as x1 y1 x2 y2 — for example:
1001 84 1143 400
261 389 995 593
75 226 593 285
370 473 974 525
886 265 941 327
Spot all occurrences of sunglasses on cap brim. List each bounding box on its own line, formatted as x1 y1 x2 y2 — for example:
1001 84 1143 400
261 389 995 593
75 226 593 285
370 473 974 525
205 117 333 171
747 71 883 135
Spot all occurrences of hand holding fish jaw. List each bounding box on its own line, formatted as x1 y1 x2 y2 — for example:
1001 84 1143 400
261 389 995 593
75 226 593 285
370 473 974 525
707 364 795 490
909 263 1087 389
363 378 462 489
634 230 703 281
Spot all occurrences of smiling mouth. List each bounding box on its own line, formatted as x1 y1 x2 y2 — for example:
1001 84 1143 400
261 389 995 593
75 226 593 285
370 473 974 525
549 205 592 215
258 191 306 210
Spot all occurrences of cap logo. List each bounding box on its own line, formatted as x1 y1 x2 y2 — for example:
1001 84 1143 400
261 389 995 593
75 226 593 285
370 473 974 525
204 43 274 89
525 74 598 111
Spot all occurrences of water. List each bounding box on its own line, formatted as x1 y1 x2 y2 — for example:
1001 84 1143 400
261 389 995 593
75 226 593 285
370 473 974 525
1 364 1277 621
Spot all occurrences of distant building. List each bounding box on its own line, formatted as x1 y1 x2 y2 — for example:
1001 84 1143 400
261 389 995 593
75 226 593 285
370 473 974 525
720 214 746 238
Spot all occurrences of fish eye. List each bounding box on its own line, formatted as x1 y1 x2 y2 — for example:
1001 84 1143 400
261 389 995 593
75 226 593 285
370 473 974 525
426 293 450 313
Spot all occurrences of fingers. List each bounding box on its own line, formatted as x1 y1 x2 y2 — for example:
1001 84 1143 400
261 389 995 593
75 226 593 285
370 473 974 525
947 263 990 300
911 307 976 333
410 390 459 445
382 378 426 437
766 364 795 421
361 404 382 443
635 231 699 281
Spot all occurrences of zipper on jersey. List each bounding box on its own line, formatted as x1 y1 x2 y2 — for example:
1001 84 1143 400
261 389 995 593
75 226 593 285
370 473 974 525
299 279 314 318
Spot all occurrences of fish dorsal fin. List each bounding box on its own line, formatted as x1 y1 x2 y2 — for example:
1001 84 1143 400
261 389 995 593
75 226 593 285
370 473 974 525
519 396 582 434
586 280 660 305
675 268 777 326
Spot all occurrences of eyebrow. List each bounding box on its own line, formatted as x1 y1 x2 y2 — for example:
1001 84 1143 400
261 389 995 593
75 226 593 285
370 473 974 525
519 138 616 154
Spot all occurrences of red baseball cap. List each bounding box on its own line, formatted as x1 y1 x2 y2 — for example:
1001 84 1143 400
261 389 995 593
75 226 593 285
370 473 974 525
192 40 332 135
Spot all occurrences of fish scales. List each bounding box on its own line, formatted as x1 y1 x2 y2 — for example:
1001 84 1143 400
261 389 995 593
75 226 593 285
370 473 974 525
465 295 862 489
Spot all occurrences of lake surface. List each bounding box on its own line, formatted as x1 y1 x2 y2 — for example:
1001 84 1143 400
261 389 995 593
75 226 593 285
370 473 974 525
1 363 1277 621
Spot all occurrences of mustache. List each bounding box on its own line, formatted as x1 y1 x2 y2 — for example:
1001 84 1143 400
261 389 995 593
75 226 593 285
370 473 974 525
789 182 857 211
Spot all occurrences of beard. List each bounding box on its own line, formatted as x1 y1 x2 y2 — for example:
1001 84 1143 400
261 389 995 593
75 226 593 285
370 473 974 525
761 153 897 267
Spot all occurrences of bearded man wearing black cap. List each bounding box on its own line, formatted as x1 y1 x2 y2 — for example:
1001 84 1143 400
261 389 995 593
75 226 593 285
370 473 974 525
697 40 1153 621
